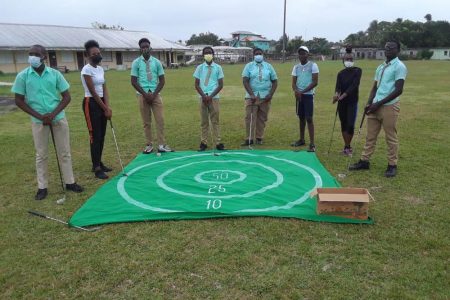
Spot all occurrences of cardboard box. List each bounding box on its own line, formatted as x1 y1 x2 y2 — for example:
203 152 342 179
315 188 370 220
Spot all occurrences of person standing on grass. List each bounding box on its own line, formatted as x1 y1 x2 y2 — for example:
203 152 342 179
194 46 225 151
349 40 407 178
81 40 113 180
131 38 172 154
291 46 319 152
11 44 83 200
241 48 278 146
332 46 362 156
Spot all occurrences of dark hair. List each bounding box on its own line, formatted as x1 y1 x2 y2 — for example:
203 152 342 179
31 44 47 55
253 47 263 54
387 40 401 50
202 46 214 55
138 38 151 47
84 40 100 52
345 45 353 54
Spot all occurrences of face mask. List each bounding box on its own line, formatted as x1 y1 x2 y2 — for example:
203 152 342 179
91 55 103 64
254 55 263 63
344 61 354 68
28 56 42 68
204 54 213 63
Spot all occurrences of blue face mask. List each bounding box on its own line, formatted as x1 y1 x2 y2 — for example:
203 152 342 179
28 56 42 68
254 55 264 63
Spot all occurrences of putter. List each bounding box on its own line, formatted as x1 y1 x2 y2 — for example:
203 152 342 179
207 103 219 157
49 124 66 205
109 120 127 176
326 105 339 155
248 104 254 150
338 112 367 178
28 210 101 232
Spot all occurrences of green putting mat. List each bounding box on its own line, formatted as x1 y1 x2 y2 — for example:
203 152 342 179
69 150 373 227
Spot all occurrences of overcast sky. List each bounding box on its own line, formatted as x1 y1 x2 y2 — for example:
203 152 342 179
2 0 449 42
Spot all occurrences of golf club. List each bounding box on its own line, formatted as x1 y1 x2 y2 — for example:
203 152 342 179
326 105 339 155
109 119 127 176
28 210 101 232
49 124 66 205
207 103 220 157
338 112 367 178
248 104 254 150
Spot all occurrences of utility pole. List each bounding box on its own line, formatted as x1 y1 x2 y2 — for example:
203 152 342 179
282 0 287 63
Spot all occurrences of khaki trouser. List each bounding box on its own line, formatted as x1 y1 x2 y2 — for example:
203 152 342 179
31 118 75 189
200 100 221 145
245 99 271 140
361 102 400 165
138 94 166 146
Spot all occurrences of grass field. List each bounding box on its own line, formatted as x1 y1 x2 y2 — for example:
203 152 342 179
0 60 449 299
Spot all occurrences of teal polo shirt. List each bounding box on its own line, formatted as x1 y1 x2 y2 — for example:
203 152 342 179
374 57 407 105
11 66 70 124
130 55 165 93
242 61 278 99
291 61 319 95
193 62 224 99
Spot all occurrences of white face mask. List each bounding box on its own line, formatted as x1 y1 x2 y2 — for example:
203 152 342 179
28 56 42 68
344 61 354 68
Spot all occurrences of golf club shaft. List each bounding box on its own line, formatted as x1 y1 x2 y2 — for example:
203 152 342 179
249 104 254 149
49 124 65 192
109 120 125 174
327 105 339 155
346 112 367 171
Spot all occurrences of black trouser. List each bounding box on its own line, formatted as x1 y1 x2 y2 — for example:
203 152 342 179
82 97 107 169
338 101 358 135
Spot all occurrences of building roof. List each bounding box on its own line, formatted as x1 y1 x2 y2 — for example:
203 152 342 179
240 36 269 42
0 23 189 51
231 31 260 36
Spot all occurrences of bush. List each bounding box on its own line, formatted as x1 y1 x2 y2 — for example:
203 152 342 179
418 49 434 60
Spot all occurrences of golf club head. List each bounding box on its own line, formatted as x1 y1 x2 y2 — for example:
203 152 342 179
56 196 66 205
337 173 347 179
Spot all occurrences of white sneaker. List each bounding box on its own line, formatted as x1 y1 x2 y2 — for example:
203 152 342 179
143 144 153 154
158 144 172 152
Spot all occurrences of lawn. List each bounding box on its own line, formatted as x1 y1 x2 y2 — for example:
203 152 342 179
0 60 449 299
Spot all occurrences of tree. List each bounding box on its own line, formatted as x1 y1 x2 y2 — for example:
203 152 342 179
424 14 432 22
304 37 332 55
186 32 220 46
91 22 124 30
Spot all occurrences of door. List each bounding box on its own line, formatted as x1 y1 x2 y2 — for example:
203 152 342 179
116 52 123 65
76 51 85 70
48 51 57 68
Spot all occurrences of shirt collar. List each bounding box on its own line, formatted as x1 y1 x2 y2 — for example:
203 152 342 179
29 65 49 76
384 57 399 66
140 55 153 62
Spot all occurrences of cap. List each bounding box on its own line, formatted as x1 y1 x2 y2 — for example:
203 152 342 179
298 46 309 53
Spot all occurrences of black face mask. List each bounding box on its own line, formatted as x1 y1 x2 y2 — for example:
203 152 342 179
91 55 103 64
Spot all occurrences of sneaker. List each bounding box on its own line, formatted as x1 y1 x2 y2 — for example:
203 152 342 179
349 160 370 171
216 143 225 150
199 142 207 151
291 139 305 147
241 139 254 146
385 165 397 178
342 147 353 156
65 183 84 193
35 188 48 200
94 169 109 180
255 138 263 145
158 144 173 152
307 144 316 152
143 144 153 154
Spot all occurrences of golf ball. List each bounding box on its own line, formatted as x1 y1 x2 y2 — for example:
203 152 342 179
56 198 65 204
156 152 161 157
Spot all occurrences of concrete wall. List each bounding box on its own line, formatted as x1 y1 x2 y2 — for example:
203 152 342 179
430 49 450 60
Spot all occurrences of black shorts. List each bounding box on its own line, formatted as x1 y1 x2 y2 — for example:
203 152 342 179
337 101 358 135
296 94 314 119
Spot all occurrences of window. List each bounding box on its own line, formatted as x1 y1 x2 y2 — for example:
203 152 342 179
61 51 74 63
102 51 113 62
15 51 28 63
445 51 448 56
0 51 13 64
123 51 139 62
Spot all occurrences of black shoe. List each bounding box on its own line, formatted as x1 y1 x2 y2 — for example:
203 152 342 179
291 139 305 147
349 160 370 171
216 143 225 150
241 139 254 146
35 188 48 200
65 183 84 192
199 142 207 151
92 163 113 173
255 138 263 145
307 144 316 152
94 169 109 180
385 165 397 178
